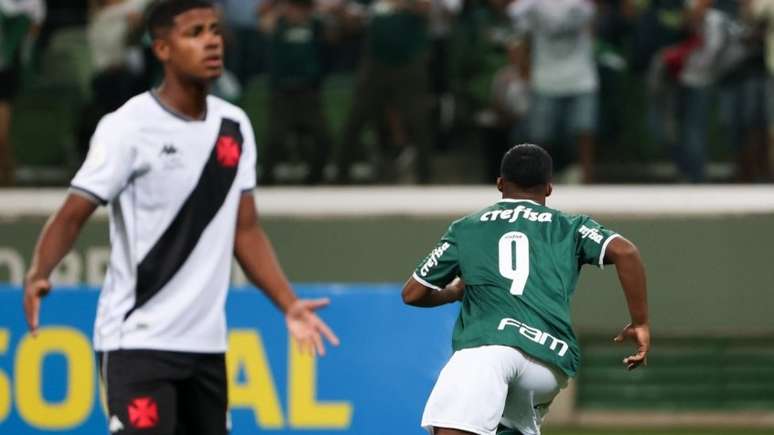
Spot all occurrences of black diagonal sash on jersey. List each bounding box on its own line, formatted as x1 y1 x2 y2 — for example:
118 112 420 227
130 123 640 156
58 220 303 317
125 118 243 320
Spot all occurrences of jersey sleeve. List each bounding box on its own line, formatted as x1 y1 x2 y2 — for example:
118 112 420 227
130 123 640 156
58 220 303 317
237 114 257 191
412 223 460 290
70 114 135 205
576 216 620 269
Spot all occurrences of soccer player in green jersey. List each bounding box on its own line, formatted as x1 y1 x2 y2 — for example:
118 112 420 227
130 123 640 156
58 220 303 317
402 144 649 435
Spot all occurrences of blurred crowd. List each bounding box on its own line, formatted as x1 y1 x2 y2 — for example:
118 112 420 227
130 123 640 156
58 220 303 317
2 0 774 185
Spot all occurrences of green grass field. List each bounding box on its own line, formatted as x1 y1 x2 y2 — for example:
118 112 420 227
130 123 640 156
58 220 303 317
548 429 772 435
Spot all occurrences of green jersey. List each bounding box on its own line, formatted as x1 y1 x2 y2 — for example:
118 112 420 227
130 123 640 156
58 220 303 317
366 1 428 66
268 16 325 90
413 199 619 377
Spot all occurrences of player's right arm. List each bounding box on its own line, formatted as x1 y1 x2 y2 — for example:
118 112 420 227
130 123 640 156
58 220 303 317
24 194 97 334
604 236 650 371
24 113 136 335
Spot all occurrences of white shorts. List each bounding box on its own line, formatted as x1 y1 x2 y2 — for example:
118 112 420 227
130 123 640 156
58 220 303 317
421 345 568 435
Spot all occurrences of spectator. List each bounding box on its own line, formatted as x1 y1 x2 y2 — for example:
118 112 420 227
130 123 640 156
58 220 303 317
428 0 462 150
631 0 689 73
674 0 727 182
215 0 266 86
452 0 526 182
80 0 152 154
487 42 530 179
595 0 638 156
37 0 90 93
641 0 690 167
0 0 45 186
337 0 432 184
715 0 770 182
746 0 774 180
509 0 598 184
260 0 335 184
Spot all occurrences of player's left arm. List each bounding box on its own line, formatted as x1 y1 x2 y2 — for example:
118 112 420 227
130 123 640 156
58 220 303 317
604 236 650 371
402 276 464 307
402 222 462 307
234 193 339 355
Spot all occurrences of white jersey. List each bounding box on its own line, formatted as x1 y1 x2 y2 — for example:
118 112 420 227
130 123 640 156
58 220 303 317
70 91 257 353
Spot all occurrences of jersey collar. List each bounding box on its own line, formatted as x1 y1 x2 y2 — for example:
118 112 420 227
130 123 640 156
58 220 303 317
497 198 540 206
150 89 208 122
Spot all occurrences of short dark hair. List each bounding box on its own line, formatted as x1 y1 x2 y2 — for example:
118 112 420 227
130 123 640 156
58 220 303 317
500 143 553 188
146 0 214 39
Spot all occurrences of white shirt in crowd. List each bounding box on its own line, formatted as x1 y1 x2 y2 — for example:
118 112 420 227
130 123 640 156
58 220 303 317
680 7 729 88
508 0 597 96
0 0 45 67
88 0 153 73
70 92 257 353
0 0 45 24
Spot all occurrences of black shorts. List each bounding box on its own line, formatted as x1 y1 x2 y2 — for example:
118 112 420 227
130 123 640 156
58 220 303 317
98 349 228 435
0 67 20 101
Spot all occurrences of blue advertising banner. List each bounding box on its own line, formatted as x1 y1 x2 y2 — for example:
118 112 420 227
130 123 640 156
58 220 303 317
0 284 459 435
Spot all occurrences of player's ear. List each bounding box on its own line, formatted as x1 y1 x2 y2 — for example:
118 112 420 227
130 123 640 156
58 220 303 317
545 183 553 197
496 177 504 192
152 36 171 62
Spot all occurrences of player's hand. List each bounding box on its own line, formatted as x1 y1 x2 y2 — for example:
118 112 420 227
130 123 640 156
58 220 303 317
613 323 650 370
285 298 340 357
23 276 52 336
444 277 465 303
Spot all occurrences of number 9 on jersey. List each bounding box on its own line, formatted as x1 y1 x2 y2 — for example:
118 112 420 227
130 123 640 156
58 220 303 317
498 232 530 296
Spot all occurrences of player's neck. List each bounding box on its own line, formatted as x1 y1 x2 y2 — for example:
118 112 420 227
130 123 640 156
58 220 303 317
501 191 546 206
155 77 209 121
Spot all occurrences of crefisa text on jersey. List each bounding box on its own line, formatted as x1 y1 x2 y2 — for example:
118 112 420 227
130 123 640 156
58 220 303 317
420 242 451 277
578 225 604 244
497 317 569 357
480 206 553 223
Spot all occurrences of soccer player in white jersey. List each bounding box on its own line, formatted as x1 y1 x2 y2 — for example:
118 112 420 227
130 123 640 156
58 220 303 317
22 1 339 434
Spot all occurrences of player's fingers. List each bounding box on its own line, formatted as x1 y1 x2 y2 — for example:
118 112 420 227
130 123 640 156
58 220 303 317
297 336 313 355
23 293 39 336
623 351 647 370
302 298 330 311
315 318 340 346
312 332 325 357
289 325 310 355
613 332 624 343
629 349 646 361
626 358 645 370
